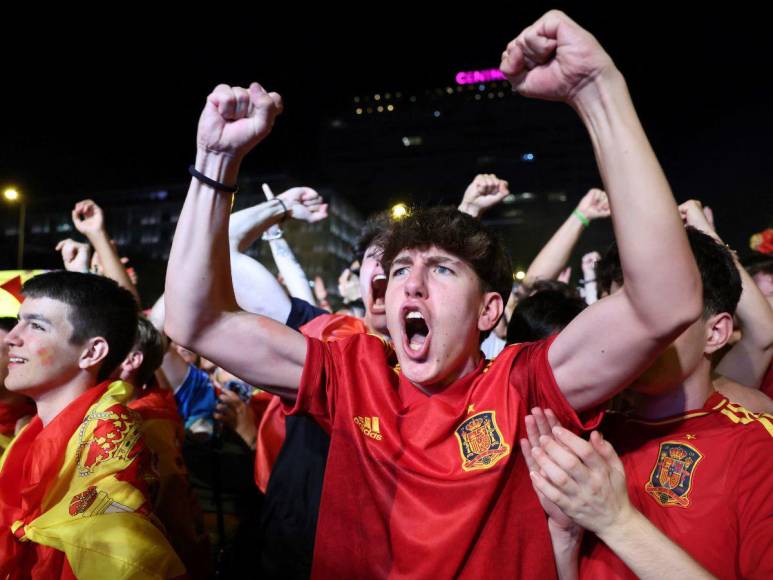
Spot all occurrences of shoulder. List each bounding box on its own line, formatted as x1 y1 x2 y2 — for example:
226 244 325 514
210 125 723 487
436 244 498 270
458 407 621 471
304 332 393 369
327 332 393 360
497 338 555 380
300 312 369 342
715 399 773 442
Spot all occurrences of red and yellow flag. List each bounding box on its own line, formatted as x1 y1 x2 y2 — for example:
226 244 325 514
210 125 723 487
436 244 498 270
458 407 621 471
130 387 211 577
0 398 35 459
0 380 185 578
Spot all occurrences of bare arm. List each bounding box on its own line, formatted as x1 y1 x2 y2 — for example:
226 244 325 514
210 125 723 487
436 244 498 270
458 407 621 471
164 83 306 398
147 295 195 390
530 417 716 580
72 199 141 304
228 187 328 316
524 188 609 287
501 11 702 411
228 198 294 321
230 251 293 322
229 197 287 253
717 264 773 388
265 187 327 304
676 202 773 388
268 237 316 303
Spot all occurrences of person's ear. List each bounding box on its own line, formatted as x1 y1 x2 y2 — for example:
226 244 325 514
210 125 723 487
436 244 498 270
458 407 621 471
478 292 504 333
79 336 109 371
704 312 733 354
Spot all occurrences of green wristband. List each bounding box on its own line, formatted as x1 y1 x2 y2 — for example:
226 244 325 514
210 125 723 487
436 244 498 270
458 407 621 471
572 209 590 227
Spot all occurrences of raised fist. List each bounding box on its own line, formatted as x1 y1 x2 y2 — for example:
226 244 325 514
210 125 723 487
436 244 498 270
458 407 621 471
576 188 610 221
500 10 615 103
197 82 283 160
459 174 510 218
678 199 718 239
277 187 328 223
72 199 105 236
56 238 92 273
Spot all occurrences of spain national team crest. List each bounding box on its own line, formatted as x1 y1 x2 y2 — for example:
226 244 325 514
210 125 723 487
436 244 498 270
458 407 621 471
455 411 510 471
644 441 703 508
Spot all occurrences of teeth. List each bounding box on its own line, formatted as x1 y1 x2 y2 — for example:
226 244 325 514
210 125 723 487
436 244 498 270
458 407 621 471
373 274 386 282
406 311 424 320
9 357 25 363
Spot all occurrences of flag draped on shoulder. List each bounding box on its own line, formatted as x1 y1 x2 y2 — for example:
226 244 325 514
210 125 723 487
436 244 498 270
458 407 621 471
130 386 211 577
0 380 186 579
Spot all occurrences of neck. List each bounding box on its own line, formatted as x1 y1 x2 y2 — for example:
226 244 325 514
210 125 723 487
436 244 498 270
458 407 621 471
33 375 97 427
415 351 482 396
365 324 388 341
363 312 388 341
628 368 714 420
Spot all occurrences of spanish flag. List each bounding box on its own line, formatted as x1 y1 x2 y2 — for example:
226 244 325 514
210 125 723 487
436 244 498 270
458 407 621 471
0 380 186 578
0 397 35 458
130 387 211 578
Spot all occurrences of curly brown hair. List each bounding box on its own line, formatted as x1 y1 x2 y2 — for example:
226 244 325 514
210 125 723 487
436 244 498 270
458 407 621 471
381 206 513 302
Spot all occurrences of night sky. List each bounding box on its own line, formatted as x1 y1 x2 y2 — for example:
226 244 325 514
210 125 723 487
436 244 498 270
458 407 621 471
2 5 770 253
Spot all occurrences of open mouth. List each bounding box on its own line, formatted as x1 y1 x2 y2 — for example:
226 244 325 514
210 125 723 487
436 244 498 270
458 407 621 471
7 356 26 366
402 307 431 359
370 274 387 314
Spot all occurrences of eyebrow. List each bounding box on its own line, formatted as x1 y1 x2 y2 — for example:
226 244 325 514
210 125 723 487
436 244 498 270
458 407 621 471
391 254 463 268
19 313 53 325
391 255 414 268
424 255 462 268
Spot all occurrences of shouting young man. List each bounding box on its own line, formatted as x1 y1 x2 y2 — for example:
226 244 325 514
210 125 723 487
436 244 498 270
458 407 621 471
165 11 702 578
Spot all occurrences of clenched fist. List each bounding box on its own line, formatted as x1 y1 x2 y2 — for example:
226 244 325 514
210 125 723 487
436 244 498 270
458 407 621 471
197 82 283 160
500 10 616 104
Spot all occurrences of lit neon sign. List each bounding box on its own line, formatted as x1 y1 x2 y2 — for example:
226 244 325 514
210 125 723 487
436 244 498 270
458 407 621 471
455 68 506 85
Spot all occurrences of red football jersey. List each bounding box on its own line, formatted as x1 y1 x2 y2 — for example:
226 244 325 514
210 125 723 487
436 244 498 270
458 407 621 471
580 393 773 579
254 313 369 492
286 333 603 579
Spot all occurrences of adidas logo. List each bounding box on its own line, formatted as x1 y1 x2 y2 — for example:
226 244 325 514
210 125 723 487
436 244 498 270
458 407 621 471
353 416 383 441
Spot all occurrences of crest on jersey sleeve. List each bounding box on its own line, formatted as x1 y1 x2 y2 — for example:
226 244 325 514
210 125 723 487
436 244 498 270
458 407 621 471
455 411 510 471
644 441 703 507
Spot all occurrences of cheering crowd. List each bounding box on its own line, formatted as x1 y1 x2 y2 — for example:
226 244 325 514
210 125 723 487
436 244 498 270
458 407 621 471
1 11 772 579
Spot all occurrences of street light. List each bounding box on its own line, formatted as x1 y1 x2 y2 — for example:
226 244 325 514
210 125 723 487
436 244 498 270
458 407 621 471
3 187 25 269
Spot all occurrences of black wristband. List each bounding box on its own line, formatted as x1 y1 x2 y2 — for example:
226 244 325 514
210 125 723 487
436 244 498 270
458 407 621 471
275 197 289 222
188 165 239 194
